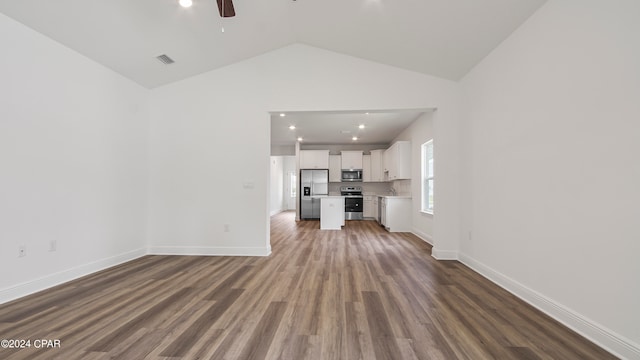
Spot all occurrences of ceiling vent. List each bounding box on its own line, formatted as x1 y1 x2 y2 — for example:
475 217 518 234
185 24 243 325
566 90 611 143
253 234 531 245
156 54 175 65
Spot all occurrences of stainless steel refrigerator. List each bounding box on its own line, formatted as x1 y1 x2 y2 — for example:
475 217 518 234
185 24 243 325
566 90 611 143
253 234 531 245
300 169 329 220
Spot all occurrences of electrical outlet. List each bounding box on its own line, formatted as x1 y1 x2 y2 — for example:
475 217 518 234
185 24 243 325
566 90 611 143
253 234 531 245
224 224 230 232
18 245 26 257
49 240 57 252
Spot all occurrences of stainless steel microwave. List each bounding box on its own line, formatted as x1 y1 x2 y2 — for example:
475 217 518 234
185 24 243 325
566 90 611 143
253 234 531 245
341 169 362 182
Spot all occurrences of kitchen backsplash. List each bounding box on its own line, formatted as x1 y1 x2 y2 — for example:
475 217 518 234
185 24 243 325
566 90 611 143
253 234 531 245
391 179 412 196
327 180 412 196
328 182 392 196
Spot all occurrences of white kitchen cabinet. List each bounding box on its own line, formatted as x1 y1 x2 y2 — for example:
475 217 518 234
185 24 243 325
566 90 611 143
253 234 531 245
383 141 411 180
370 149 385 182
300 150 329 169
381 196 412 232
382 148 391 180
341 151 363 170
380 196 387 226
363 195 374 218
362 155 371 182
372 196 379 222
329 155 342 182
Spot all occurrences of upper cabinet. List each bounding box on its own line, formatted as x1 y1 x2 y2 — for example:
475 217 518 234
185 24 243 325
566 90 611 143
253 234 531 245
329 155 342 182
383 141 411 180
362 154 371 182
341 151 363 170
300 145 409 180
369 149 385 182
300 150 330 169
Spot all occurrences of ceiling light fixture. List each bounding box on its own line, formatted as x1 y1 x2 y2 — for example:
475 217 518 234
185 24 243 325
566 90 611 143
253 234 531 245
352 136 358 141
280 113 286 117
289 125 296 130
179 0 193 8
359 124 365 129
297 137 303 142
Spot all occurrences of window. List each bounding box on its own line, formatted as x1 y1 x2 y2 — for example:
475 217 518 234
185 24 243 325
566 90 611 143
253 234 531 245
421 140 434 213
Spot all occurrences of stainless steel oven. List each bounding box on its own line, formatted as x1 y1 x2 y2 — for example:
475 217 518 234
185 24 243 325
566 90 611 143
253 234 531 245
341 186 363 220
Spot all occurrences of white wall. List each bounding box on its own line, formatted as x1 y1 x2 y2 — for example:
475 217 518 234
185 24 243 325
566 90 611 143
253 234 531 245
269 155 296 215
0 13 149 302
392 113 435 242
269 156 284 215
283 156 296 210
460 1 640 358
271 144 295 156
147 44 461 257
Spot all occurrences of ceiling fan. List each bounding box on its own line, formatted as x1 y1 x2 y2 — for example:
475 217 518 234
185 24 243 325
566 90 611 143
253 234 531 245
216 0 235 17
179 0 235 17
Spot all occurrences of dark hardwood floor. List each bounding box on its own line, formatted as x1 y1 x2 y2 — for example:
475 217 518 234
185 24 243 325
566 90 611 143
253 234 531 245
0 211 616 359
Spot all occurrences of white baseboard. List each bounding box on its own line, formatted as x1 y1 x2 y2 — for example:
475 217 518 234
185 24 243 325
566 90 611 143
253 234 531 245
148 246 272 257
431 247 458 260
411 228 433 245
458 253 640 360
0 248 147 305
270 209 284 216
0 244 272 305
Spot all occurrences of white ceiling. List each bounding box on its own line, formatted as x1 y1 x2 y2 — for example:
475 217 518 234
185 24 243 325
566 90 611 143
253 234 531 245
0 0 546 89
271 110 430 146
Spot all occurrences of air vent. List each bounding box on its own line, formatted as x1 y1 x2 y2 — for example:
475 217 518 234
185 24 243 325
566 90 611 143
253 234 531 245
156 54 175 65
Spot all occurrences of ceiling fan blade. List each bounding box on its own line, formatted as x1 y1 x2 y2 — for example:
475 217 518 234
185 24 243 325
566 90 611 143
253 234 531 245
216 0 236 17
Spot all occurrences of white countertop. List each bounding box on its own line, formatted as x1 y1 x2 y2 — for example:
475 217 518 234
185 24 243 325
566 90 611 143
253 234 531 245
362 192 412 199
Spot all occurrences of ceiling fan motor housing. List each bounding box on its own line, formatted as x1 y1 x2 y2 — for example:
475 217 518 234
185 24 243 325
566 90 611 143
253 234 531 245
217 0 235 17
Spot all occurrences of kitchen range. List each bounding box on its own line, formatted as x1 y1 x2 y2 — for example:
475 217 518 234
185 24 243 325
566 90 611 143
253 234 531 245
341 186 363 220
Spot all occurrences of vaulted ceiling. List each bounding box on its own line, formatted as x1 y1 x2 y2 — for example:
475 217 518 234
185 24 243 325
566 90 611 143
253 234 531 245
0 0 546 89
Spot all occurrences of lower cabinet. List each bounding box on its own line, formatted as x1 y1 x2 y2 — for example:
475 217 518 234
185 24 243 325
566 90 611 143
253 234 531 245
381 197 411 232
363 195 374 218
372 196 378 221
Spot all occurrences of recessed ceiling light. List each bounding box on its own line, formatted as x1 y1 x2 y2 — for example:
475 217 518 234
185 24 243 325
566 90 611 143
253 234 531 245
352 136 358 141
179 0 193 8
365 112 369 115
359 124 365 129
297 137 303 141
289 125 296 130
280 113 286 117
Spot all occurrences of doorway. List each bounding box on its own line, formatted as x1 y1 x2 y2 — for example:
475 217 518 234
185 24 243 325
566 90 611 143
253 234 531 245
285 171 296 210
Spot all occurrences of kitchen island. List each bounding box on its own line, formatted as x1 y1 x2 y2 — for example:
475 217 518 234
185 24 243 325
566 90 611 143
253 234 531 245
319 196 345 230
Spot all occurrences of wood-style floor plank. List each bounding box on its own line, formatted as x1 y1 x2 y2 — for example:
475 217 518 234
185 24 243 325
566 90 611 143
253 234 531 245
0 212 618 360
